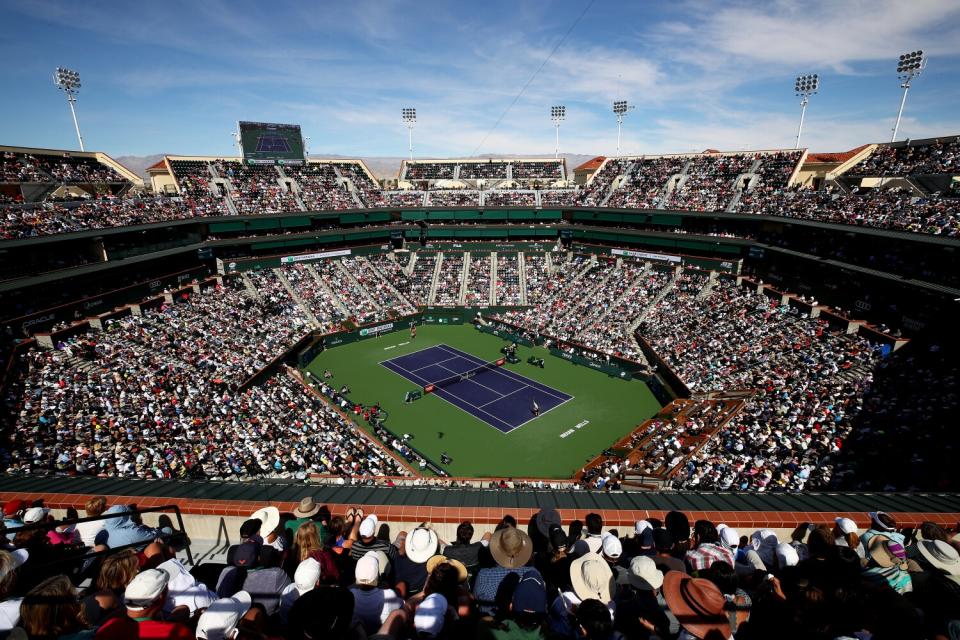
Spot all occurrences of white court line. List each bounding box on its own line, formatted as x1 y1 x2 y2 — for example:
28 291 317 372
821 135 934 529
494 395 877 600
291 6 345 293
478 385 527 408
410 355 464 374
433 343 572 403
399 341 410 346
377 343 447 366
383 345 397 350
433 361 509 398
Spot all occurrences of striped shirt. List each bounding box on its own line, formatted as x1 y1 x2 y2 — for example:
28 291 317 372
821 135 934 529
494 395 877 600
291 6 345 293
685 543 736 573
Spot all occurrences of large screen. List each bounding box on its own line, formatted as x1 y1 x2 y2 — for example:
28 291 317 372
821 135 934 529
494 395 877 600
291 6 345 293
238 121 305 165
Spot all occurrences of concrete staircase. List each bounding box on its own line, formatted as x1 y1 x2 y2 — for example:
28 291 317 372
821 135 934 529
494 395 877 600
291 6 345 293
488 252 497 305
600 159 638 207
363 257 418 311
659 159 693 210
552 262 616 325
276 269 321 327
428 253 444 304
628 267 682 332
517 252 528 304
239 273 262 301
458 253 471 305
334 259 380 313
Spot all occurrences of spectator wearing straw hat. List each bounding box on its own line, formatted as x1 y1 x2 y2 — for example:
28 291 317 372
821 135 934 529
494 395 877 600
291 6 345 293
285 497 324 537
475 527 536 612
549 552 615 638
394 526 439 596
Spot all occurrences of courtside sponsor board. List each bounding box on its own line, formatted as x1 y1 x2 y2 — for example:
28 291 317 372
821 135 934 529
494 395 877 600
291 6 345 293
280 249 352 264
610 248 682 263
359 322 394 337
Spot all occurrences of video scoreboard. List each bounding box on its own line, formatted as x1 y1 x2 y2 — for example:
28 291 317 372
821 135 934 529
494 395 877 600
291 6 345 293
238 121 305 165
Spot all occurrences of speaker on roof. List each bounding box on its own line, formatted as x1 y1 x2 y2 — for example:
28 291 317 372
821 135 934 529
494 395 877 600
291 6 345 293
560 229 573 247
390 229 404 250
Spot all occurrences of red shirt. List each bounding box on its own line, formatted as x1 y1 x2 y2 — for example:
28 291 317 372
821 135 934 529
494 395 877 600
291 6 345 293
133 619 193 640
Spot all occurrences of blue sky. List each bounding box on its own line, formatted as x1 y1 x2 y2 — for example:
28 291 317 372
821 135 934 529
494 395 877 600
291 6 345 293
2 0 959 158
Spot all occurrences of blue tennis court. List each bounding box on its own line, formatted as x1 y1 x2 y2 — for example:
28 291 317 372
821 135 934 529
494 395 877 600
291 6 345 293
381 344 573 433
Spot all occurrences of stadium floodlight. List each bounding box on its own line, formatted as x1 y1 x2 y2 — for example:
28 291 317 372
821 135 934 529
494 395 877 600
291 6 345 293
230 131 242 156
793 73 819 149
53 67 84 151
551 105 566 159
402 108 417 161
891 50 927 142
612 100 634 154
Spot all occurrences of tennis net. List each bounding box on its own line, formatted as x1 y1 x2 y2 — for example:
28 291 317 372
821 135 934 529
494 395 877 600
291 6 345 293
423 357 506 393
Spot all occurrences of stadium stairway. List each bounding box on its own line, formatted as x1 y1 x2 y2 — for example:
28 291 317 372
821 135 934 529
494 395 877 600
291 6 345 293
628 266 682 334
239 272 262 301
365 257 418 310
333 258 380 314
518 252 529 304
276 269 321 328
458 252 471 305
599 159 638 207
428 252 444 304
659 159 693 209
488 252 497 305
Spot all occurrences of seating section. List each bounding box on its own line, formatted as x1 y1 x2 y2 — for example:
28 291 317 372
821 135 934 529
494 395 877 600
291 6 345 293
383 191 425 207
217 162 300 214
847 136 960 176
484 190 536 207
463 253 490 306
606 157 686 209
433 253 464 305
404 162 455 180
1 151 44 183
458 161 508 180
168 160 231 216
667 154 752 211
512 160 563 179
281 164 354 211
494 253 522 305
29 154 125 183
427 190 479 207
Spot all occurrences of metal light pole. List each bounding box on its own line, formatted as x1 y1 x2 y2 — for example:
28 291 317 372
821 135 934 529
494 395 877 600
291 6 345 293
551 105 565 159
793 74 819 149
304 136 311 158
402 108 417 160
891 50 926 142
230 131 242 156
53 67 84 151
612 100 634 155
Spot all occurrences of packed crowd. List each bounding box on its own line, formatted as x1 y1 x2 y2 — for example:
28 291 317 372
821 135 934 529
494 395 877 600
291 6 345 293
736 186 960 236
265 264 347 332
433 253 465 306
217 163 300 215
485 191 537 207
668 155 753 212
640 279 882 491
1 499 957 639
1 196 191 239
407 253 438 303
512 161 564 179
463 254 491 306
606 158 686 210
427 191 480 207
494 253 522 305
458 162 508 180
847 136 960 176
5 273 419 478
281 164 355 211
341 257 418 319
1 152 44 183
383 191 426 207
404 163 456 181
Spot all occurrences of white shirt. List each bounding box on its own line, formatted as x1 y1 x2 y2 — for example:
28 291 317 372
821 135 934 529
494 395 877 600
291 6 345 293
0 597 22 632
349 587 403 634
75 520 105 548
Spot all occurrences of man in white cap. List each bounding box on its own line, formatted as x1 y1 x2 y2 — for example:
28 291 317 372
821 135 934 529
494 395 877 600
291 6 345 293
350 552 402 634
348 512 397 563
21 507 49 527
600 533 626 583
196 591 252 640
279 558 321 624
413 593 448 639
125 568 192 639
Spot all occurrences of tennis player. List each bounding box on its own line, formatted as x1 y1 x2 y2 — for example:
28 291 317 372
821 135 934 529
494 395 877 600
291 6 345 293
531 398 540 417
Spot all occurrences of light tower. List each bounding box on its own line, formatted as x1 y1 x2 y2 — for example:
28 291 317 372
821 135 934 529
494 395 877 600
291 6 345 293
793 74 819 149
891 50 926 142
612 100 634 155
402 108 417 160
550 105 565 159
53 67 85 151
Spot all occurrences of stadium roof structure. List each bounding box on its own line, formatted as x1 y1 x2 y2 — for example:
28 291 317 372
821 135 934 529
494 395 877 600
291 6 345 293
806 144 871 164
573 156 606 173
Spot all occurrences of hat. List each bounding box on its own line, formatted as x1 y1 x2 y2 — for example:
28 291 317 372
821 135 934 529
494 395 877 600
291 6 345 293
229 542 260 568
601 533 622 560
288 586 354 638
354 553 381 587
125 568 169 609
249 507 280 538
157 558 215 614
2 500 26 517
414 593 447 638
0 549 28 584
22 507 48 524
570 552 615 602
653 528 674 552
835 517 858 535
662 571 731 639
293 497 321 519
406 527 439 564
513 571 547 614
358 515 379 538
868 535 907 568
426 555 468 583
549 524 568 552
490 527 534 569
294 558 323 593
196 591 252 640
535 508 561 537
776 543 799 567
916 539 960 576
717 524 739 549
239 519 262 539
371 550 391 577
626 556 664 591
868 511 895 532
635 520 652 536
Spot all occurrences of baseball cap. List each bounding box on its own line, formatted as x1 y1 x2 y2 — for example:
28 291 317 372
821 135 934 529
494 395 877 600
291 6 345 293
358 515 378 538
717 524 740 549
626 556 664 591
196 591 252 640
354 552 380 587
22 507 49 524
601 533 622 560
125 568 169 609
414 593 448 638
512 571 547 614
653 528 674 552
776 543 799 568
294 558 322 594
2 500 26 517
835 517 857 535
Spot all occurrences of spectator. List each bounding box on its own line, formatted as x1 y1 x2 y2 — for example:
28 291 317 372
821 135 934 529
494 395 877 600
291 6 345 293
196 591 253 640
75 498 108 548
349 552 402 634
124 569 193 640
94 506 165 549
